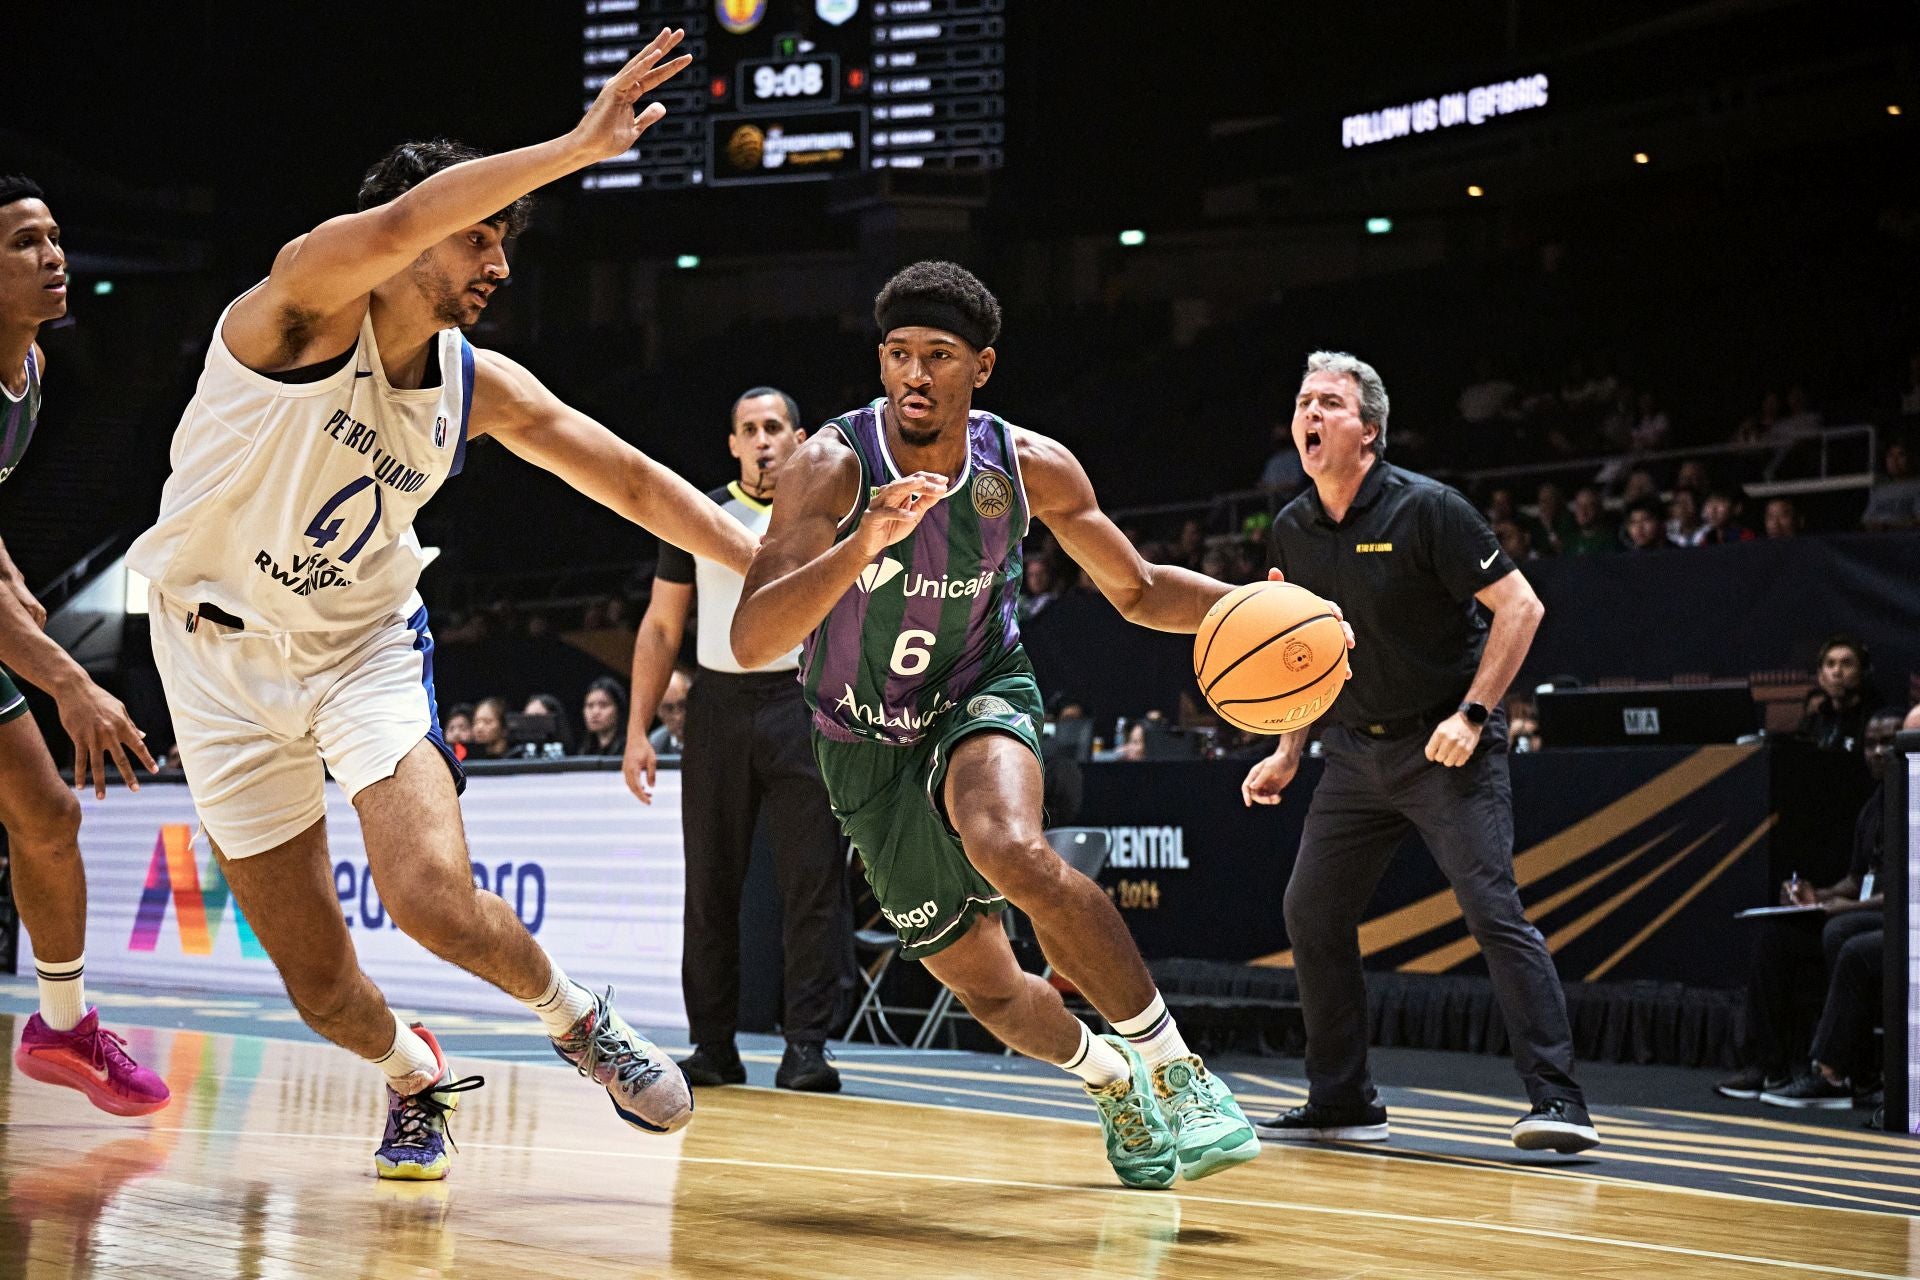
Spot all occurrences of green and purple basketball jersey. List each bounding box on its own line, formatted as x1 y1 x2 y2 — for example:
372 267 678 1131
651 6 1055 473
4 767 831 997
801 398 1030 746
0 348 41 489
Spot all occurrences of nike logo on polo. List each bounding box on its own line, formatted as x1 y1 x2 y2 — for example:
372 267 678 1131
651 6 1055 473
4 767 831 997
857 558 906 593
1480 551 1498 569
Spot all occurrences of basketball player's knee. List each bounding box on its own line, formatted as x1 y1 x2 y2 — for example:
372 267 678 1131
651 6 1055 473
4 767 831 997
949 974 1024 1025
6 783 81 855
284 964 365 1029
386 880 491 962
974 836 1065 905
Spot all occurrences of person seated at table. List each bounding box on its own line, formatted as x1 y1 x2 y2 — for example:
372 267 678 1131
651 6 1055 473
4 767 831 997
1714 709 1899 1100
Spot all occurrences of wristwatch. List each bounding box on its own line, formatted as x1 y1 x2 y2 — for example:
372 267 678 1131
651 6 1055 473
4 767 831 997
1458 701 1490 727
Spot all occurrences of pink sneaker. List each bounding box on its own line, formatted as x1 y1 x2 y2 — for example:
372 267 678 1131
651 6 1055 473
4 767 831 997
15 1009 171 1117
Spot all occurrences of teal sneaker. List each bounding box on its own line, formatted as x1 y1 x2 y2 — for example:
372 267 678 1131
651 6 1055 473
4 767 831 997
1086 1035 1178 1190
1154 1055 1260 1181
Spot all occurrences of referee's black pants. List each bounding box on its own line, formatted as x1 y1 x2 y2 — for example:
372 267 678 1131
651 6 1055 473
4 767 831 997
680 669 851 1047
1284 717 1584 1109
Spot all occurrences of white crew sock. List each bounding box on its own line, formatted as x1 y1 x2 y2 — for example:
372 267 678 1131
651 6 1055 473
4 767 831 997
35 954 88 1033
520 957 596 1038
1056 1020 1131 1088
371 1015 439 1088
1110 993 1191 1070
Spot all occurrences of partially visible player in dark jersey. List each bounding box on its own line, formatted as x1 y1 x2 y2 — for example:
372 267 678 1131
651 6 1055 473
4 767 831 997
736 262 1344 1189
0 175 169 1117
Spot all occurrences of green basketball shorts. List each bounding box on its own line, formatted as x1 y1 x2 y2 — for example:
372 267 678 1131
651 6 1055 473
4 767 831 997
813 660 1045 959
0 666 27 725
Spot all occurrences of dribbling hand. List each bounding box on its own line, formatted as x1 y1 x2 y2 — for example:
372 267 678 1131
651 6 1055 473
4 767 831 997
1240 752 1299 807
855 472 948 555
571 28 694 164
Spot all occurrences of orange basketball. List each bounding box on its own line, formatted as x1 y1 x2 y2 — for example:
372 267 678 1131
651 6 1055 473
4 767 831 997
1193 581 1349 734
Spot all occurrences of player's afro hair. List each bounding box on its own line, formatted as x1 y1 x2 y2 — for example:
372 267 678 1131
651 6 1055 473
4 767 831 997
357 140 533 237
874 260 1002 350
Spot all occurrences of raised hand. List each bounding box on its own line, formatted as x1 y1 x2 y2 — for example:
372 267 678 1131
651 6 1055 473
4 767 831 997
571 27 694 163
855 472 948 554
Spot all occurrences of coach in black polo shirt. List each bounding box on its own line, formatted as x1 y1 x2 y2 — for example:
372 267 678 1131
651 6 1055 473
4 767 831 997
1241 351 1599 1154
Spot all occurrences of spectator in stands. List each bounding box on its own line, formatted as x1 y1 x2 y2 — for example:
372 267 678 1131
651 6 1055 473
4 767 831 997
1457 357 1516 424
1259 420 1306 499
1773 384 1823 439
1619 467 1659 507
1173 518 1207 571
1732 390 1781 445
1697 486 1756 545
1716 708 1899 1104
1861 437 1920 531
1763 496 1803 539
649 667 691 755
1630 391 1671 452
443 703 474 749
470 696 511 760
1534 482 1572 554
1798 636 1877 754
1665 487 1705 546
1507 698 1539 752
521 693 572 758
1562 486 1618 556
1491 517 1533 565
574 676 628 756
1483 487 1545 553
1020 554 1059 622
1623 499 1676 552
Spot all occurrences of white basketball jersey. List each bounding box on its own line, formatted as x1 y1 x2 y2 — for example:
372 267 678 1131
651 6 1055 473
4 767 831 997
128 290 472 633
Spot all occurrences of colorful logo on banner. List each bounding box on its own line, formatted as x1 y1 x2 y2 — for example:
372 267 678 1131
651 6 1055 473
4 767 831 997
716 0 766 35
128 824 268 959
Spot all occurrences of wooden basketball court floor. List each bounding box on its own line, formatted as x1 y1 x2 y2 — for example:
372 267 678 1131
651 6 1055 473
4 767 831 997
2 980 1914 1279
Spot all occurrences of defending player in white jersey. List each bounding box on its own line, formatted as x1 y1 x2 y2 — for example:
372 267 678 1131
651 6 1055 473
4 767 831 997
125 29 750 1180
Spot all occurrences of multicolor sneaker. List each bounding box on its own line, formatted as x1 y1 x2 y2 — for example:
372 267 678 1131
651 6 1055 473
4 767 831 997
375 1025 485 1181
1152 1055 1260 1181
14 1009 171 1117
1087 1035 1178 1190
551 987 693 1135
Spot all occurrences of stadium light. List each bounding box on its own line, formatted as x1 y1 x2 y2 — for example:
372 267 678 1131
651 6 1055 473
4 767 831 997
1633 152 1650 165
1118 229 1146 247
1890 104 1904 116
1366 217 1393 235
92 280 114 295
1466 185 1484 198
675 254 701 269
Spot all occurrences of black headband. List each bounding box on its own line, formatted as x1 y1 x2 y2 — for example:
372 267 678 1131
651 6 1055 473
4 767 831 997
876 299 993 351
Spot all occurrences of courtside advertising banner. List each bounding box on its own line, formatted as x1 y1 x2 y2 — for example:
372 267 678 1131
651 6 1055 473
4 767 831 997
30 769 688 1028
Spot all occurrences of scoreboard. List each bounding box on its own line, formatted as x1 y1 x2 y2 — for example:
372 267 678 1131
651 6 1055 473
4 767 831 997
580 0 1006 191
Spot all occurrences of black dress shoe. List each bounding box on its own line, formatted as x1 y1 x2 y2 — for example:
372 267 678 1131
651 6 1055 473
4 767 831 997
1254 1100 1389 1142
776 1041 841 1093
678 1043 747 1087
1512 1098 1601 1153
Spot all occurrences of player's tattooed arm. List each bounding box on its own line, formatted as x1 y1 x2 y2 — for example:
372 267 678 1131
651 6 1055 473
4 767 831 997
469 350 757 576
731 428 944 669
1016 427 1231 633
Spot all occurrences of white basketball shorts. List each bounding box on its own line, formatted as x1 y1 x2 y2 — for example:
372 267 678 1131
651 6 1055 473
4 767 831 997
148 586 463 858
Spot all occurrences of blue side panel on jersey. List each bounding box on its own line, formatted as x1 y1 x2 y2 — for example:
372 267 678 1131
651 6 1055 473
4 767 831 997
409 603 467 796
452 338 474 477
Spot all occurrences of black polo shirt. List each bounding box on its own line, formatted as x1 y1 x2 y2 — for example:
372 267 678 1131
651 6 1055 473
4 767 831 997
1267 461 1516 728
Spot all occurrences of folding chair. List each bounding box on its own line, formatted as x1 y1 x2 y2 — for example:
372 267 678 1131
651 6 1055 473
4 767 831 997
912 827 1114 1050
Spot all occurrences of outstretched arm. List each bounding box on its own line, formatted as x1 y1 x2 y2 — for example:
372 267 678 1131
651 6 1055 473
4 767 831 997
1018 427 1232 631
731 430 948 669
471 350 756 574
224 28 691 366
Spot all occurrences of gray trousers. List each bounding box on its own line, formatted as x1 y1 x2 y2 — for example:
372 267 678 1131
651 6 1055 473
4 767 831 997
1284 718 1583 1109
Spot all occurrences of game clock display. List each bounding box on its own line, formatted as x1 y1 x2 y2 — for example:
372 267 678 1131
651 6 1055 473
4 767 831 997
580 0 1007 191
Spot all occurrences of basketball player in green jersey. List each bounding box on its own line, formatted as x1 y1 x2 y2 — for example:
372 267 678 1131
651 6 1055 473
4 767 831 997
736 262 1338 1187
0 176 169 1116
